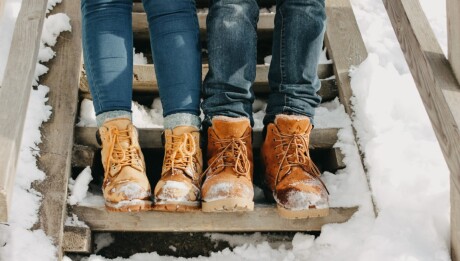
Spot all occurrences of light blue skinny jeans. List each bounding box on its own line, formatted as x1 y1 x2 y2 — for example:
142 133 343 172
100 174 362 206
81 0 202 127
202 0 326 127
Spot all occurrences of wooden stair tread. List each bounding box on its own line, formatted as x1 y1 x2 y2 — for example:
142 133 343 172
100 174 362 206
74 127 339 149
79 64 336 101
71 205 358 232
132 12 275 34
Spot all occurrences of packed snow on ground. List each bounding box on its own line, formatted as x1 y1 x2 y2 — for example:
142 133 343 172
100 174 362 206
1 0 452 260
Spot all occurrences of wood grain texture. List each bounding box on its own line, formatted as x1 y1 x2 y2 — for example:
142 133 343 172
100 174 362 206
448 0 460 83
324 0 368 116
383 1 460 259
0 0 47 222
74 127 339 150
72 205 358 232
31 1 82 259
324 0 375 215
132 12 274 36
63 226 92 254
80 64 337 102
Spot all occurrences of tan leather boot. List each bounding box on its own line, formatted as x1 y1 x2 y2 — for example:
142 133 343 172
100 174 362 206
201 117 254 212
99 118 152 211
153 126 203 211
261 115 329 219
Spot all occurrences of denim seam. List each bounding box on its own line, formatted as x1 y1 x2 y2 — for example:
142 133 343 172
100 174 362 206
83 17 102 114
279 7 289 114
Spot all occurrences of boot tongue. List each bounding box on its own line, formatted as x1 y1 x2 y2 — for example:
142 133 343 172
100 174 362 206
211 117 250 139
274 115 311 135
104 118 133 147
172 125 199 135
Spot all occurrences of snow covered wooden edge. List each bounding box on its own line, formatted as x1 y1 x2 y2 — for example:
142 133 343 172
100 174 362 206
79 64 336 100
71 205 358 232
383 0 460 259
0 0 48 222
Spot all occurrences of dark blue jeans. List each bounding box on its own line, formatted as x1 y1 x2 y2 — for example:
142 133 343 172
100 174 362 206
202 0 326 126
81 0 202 118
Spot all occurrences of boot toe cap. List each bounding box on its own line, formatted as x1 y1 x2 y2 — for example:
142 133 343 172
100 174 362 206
275 182 328 210
106 182 151 202
154 180 200 203
202 181 254 202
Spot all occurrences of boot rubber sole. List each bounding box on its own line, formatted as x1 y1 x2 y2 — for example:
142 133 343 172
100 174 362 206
153 201 200 212
105 199 152 212
202 198 254 212
277 204 329 219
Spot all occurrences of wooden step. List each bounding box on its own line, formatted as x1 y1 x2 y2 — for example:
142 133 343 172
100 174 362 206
132 12 275 37
63 226 92 254
79 64 337 101
74 127 339 150
71 205 358 232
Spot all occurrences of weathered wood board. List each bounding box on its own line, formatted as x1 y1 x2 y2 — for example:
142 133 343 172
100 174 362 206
72 205 358 232
31 1 82 259
79 64 336 101
383 0 460 260
0 0 47 222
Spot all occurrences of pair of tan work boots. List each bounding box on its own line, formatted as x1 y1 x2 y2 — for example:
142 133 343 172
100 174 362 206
98 115 328 218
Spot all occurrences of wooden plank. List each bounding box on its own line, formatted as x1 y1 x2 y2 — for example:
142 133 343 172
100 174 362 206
448 0 460 83
72 205 357 232
80 64 337 101
324 0 376 215
0 0 47 222
324 0 368 115
30 1 82 259
453 177 460 261
75 127 339 150
132 12 274 37
63 226 92 254
382 1 460 259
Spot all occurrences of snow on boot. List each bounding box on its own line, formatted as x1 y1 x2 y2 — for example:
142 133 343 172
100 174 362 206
99 118 152 211
261 115 329 219
154 126 203 211
201 116 254 212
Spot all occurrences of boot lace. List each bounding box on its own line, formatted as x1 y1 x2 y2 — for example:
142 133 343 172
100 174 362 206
274 131 329 193
162 133 198 180
105 127 143 178
202 135 250 178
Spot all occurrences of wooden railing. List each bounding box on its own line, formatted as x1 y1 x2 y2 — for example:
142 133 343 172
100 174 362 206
382 0 460 259
0 0 48 222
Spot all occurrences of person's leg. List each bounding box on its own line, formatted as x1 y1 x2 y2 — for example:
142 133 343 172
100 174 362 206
261 0 329 219
201 0 259 128
81 0 133 126
201 0 259 212
143 0 202 130
142 0 203 211
264 0 326 125
81 0 152 211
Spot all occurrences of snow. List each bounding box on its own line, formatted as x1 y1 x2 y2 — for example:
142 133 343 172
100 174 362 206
0 0 452 260
68 167 93 205
94 233 115 254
